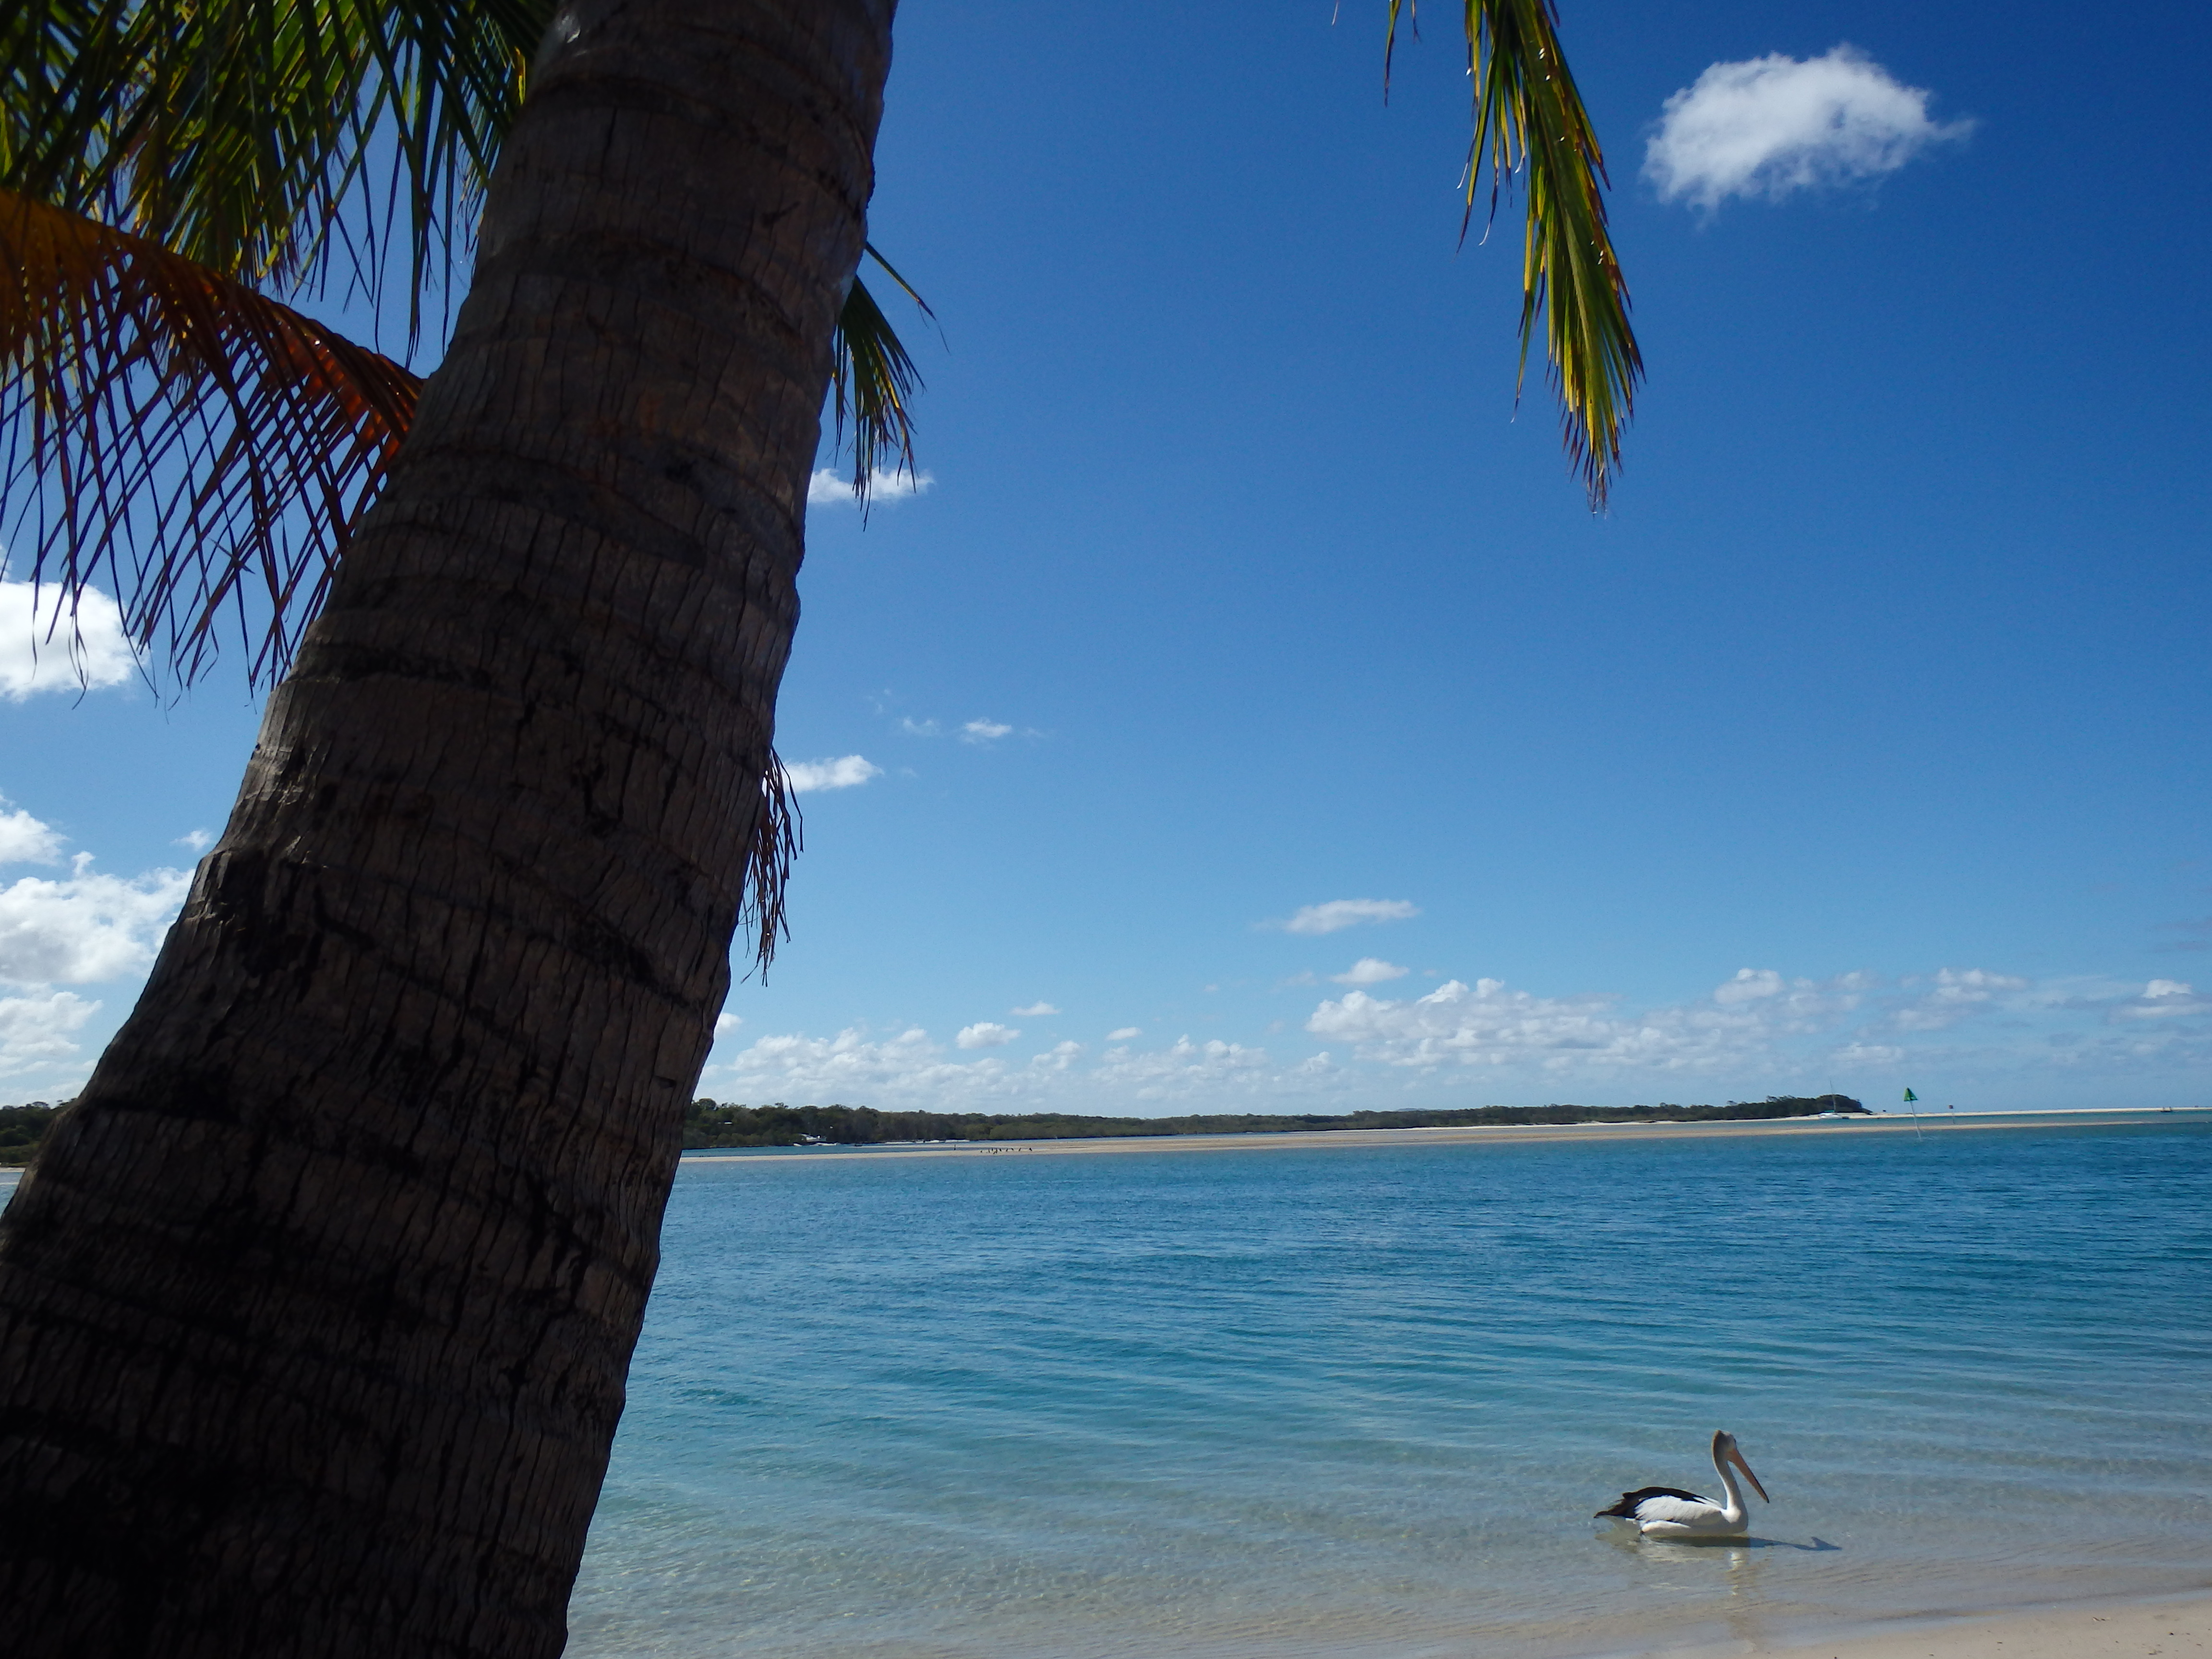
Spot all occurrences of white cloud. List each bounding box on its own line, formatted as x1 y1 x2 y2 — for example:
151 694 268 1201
780 755 882 793
174 829 214 853
713 1011 745 1039
1888 967 2030 1032
1332 957 1409 987
1713 967 1785 1004
0 990 98 1083
2115 979 2208 1022
0 799 65 865
899 717 942 738
0 858 192 985
1011 1001 1060 1017
699 955 2212 1118
713 1024 1038 1108
807 468 935 506
1646 46 1972 212
1276 899 1421 936
707 1025 1331 1115
960 719 1013 744
1089 1034 1283 1103
1306 969 1866 1074
1 578 137 699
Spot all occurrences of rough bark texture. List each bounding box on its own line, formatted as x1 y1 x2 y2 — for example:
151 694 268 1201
0 3 893 1654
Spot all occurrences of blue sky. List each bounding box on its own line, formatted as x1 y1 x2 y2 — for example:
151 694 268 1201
4 0 2209 1112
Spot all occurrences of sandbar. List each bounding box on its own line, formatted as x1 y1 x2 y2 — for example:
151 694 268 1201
681 1111 2166 1165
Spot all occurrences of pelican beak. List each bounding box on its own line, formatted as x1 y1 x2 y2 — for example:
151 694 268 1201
1725 1441 1770 1503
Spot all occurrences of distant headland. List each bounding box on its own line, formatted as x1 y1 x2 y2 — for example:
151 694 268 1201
678 1094 1867 1152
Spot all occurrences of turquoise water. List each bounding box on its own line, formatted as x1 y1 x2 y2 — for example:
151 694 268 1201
565 1115 2212 1658
5 1114 2205 1655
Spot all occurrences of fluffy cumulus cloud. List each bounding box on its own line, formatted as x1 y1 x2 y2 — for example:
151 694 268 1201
1306 970 1870 1074
1276 898 1420 937
0 990 99 1084
1332 957 1408 986
704 1023 1343 1116
807 468 935 507
0 793 197 1093
0 799 66 865
0 858 193 985
2114 980 2207 1021
716 1026 1021 1105
1032 1040 1083 1072
1887 967 2030 1032
700 954 2212 1118
780 754 882 793
1645 46 1972 212
1 578 137 699
960 719 1013 744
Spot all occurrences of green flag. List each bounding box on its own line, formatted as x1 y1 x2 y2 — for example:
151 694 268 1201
1903 1088 1919 1102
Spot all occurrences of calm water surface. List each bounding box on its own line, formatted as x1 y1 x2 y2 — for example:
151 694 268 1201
9 1115 2204 1655
565 1115 2212 1658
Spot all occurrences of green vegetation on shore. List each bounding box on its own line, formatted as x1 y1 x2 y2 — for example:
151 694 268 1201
0 1103 64 1167
681 1095 1867 1150
0 1094 1871 1168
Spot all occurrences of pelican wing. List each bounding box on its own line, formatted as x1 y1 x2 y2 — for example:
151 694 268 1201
1594 1485 1708 1520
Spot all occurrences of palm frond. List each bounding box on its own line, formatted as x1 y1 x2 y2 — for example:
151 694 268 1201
0 187 419 685
1385 0 1641 506
742 760 803 978
1 0 548 330
826 246 935 511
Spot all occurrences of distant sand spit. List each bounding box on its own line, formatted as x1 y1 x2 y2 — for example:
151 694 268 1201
682 1110 2187 1166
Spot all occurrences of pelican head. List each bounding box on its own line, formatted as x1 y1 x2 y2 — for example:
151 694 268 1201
1712 1430 1769 1503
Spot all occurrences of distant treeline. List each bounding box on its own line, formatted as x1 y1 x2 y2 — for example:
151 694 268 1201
681 1094 1867 1150
0 1093 1870 1168
0 1102 64 1167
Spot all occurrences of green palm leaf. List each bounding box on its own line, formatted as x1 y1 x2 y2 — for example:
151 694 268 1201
3 0 545 315
2 1 927 680
826 246 937 512
1387 0 1642 505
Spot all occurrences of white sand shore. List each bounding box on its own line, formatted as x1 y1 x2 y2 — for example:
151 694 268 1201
1646 1593 2210 1659
683 1112 2153 1165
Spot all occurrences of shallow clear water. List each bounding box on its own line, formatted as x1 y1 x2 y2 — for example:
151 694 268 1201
6 1116 2206 1654
565 1115 2212 1659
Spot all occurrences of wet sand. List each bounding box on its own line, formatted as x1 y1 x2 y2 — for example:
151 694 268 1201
1706 1591 2211 1659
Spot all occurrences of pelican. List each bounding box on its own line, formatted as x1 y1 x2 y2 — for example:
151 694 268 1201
1596 1431 1770 1536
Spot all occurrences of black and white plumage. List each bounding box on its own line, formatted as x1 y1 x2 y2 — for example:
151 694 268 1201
1596 1430 1770 1536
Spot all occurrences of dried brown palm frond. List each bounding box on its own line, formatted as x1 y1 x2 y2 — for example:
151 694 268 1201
0 187 420 685
1385 0 1642 507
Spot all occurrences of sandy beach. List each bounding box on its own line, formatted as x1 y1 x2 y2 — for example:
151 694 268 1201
681 1110 2153 1165
1694 1592 2211 1659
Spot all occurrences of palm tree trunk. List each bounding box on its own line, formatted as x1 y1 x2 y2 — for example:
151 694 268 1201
0 3 893 1654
